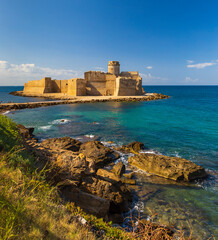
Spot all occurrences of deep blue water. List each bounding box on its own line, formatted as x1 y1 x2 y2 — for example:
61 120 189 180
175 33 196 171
1 86 218 239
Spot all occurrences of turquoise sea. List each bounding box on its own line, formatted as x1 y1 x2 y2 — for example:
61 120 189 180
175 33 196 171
1 86 218 239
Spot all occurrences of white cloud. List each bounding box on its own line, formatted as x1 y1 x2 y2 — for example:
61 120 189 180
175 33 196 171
146 66 153 69
184 77 199 83
140 73 168 84
187 62 216 69
187 60 194 64
0 60 82 85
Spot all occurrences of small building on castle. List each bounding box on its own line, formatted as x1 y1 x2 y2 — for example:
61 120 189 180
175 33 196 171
23 61 145 96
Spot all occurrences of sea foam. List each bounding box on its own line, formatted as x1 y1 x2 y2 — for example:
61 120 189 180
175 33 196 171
38 125 52 131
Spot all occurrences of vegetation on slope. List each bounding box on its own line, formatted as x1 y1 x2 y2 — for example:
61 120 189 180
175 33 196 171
0 115 97 240
0 115 197 240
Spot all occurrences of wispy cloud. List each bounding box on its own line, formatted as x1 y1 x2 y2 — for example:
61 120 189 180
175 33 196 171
187 62 216 69
146 66 153 69
187 60 194 64
140 73 168 84
0 60 82 85
184 77 199 83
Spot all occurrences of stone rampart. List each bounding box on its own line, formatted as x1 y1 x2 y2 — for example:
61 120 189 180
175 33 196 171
115 77 136 96
67 78 87 96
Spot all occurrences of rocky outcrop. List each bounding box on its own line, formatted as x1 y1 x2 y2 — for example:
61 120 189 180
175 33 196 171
112 162 125 177
61 186 110 218
79 141 120 168
17 124 34 139
96 169 121 182
41 137 81 152
22 135 132 219
115 141 145 154
80 176 132 213
129 153 207 182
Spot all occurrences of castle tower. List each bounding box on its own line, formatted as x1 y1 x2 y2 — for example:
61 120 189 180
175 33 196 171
108 61 120 76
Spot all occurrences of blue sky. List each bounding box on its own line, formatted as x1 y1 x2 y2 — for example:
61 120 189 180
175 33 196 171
0 0 217 85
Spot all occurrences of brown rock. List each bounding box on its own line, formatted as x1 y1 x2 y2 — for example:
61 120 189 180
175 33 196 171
79 141 120 167
121 178 136 185
17 124 34 139
96 169 121 182
61 186 110 218
41 137 81 152
116 141 145 154
109 214 124 224
129 153 207 182
123 172 134 179
52 151 93 182
81 176 132 213
112 161 125 177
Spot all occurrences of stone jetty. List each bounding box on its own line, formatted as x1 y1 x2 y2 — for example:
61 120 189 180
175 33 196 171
0 93 169 112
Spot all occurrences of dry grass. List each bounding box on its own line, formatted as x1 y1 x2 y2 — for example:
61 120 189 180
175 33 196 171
0 157 96 240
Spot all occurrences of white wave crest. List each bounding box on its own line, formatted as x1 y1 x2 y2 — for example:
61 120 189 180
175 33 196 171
50 119 71 125
38 125 52 131
2 111 10 115
85 134 95 139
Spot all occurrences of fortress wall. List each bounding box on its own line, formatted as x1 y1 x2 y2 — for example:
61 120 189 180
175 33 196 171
51 80 61 93
76 79 87 96
105 74 116 96
52 80 68 93
60 80 68 93
23 77 52 94
67 78 87 96
85 71 106 96
135 78 145 95
115 77 136 96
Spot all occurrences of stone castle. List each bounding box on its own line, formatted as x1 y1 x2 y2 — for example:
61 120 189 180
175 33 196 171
23 61 145 96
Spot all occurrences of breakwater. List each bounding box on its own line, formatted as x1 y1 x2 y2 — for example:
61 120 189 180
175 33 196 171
0 92 169 111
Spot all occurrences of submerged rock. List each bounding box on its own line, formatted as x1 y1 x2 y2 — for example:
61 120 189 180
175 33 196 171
79 141 120 167
129 153 207 182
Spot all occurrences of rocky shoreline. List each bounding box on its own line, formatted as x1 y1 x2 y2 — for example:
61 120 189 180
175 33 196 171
0 91 169 112
18 124 207 225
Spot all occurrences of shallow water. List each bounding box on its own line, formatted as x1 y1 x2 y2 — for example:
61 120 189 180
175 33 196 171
2 85 218 239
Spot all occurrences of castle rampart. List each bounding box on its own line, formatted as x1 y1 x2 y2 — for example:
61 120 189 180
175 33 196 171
23 61 145 97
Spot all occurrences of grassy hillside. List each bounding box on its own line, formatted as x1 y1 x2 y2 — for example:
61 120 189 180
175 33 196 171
0 115 98 240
